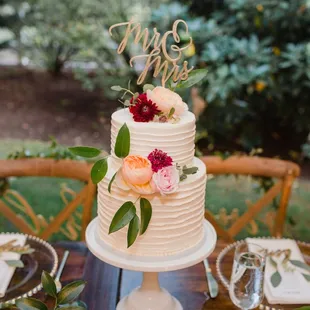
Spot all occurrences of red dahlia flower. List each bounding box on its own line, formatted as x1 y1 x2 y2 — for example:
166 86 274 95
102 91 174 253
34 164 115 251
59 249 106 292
148 149 173 172
129 93 160 122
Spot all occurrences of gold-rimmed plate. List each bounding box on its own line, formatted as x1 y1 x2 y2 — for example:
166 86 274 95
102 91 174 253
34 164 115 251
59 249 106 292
0 233 58 308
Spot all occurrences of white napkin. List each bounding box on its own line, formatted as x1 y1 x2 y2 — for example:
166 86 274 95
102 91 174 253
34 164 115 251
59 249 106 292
0 235 27 297
246 238 310 305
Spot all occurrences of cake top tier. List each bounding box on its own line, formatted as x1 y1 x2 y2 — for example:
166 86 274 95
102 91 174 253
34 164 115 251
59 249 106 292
110 108 196 170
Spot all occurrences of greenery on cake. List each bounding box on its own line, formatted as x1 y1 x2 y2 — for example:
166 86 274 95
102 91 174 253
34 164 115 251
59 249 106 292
111 69 207 123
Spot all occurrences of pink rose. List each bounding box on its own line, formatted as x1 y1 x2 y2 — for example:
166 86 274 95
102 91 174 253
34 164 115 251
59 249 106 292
151 166 180 195
122 155 153 185
146 86 188 116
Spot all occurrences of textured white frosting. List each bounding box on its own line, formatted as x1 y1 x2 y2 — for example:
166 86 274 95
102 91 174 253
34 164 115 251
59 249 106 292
110 108 196 170
97 157 206 256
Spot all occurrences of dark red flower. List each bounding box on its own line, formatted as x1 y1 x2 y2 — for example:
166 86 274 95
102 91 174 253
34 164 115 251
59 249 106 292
129 93 160 122
148 149 173 172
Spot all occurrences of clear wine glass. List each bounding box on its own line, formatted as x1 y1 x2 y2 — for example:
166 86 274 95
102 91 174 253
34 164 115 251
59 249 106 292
229 243 266 310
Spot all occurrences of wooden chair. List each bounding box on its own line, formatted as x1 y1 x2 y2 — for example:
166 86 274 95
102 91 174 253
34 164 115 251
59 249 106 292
0 158 96 241
201 156 301 242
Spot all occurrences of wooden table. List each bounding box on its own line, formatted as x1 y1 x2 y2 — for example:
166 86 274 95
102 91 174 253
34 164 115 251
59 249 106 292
42 240 235 310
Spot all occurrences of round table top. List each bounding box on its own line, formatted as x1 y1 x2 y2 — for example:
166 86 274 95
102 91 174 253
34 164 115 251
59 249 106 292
86 217 217 272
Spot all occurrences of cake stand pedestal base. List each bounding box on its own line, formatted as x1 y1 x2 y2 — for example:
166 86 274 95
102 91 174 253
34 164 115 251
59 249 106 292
116 272 182 310
86 217 217 310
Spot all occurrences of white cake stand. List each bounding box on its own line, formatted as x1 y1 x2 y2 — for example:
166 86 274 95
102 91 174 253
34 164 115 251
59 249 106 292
86 217 217 310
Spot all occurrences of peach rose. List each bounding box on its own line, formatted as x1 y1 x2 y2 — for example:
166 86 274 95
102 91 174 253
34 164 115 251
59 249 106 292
122 155 153 185
146 86 188 116
151 166 180 195
115 155 156 195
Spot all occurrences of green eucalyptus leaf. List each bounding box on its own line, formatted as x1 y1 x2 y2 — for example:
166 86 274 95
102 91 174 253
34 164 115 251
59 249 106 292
68 147 101 158
290 260 310 273
140 198 152 235
5 260 24 268
109 201 136 234
168 107 175 118
302 273 310 282
176 69 208 89
57 280 86 305
108 171 117 193
182 167 198 175
41 271 57 298
111 85 122 91
270 271 282 288
180 174 187 181
127 215 140 248
91 158 108 184
16 298 48 310
143 84 155 92
114 123 130 158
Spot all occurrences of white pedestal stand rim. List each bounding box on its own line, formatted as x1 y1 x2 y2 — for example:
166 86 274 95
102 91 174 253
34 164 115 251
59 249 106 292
86 217 217 310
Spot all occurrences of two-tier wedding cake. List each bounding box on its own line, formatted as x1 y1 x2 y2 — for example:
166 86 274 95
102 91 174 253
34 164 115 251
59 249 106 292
96 86 207 257
70 19 210 260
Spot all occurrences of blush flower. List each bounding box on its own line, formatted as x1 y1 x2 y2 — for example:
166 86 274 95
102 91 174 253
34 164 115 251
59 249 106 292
115 155 156 195
122 155 153 185
147 149 173 172
129 93 160 122
151 166 180 195
146 86 188 116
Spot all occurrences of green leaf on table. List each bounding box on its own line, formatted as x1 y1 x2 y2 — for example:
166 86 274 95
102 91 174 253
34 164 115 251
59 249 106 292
271 271 282 288
56 301 87 309
168 107 175 118
16 298 48 310
57 280 86 305
176 69 208 89
68 147 101 158
114 123 130 158
143 84 155 92
302 273 310 282
111 85 122 92
290 260 310 273
42 271 57 298
91 158 108 184
127 215 140 248
140 198 152 235
294 307 310 310
5 260 24 268
109 201 136 234
108 171 117 193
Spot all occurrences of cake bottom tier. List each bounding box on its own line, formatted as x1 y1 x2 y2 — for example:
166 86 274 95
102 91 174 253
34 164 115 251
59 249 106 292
97 157 207 256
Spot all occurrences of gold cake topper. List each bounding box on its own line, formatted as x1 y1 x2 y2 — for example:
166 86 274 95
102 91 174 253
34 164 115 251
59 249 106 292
109 19 194 87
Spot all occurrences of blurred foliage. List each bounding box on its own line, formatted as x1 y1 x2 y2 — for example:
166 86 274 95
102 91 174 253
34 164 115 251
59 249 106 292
7 137 78 160
0 0 32 53
152 0 310 155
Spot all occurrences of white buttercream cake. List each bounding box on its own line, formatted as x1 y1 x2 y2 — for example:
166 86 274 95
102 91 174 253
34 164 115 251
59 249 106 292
97 107 207 256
